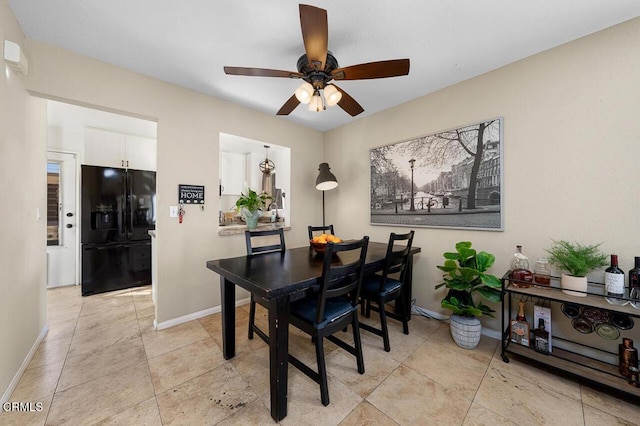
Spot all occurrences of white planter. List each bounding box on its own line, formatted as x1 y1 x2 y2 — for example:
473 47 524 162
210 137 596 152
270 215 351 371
561 273 587 297
449 314 482 349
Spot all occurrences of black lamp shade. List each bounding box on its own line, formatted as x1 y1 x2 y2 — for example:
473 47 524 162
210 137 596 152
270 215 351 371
316 163 338 191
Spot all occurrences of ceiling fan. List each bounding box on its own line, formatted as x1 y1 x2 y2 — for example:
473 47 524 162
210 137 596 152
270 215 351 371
223 4 410 117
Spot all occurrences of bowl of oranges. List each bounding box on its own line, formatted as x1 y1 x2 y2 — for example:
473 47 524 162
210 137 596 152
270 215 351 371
310 233 343 255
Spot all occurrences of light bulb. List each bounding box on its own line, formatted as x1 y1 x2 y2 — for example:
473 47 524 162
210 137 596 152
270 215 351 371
308 94 325 112
294 81 314 104
323 84 342 106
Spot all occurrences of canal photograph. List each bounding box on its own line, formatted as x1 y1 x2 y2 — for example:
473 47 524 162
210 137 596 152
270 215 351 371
370 118 503 231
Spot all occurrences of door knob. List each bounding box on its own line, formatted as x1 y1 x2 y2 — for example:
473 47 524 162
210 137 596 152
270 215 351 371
66 224 73 228
66 212 74 217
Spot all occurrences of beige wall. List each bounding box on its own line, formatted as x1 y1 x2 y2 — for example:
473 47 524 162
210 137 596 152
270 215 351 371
0 1 48 400
325 17 640 332
22 34 324 324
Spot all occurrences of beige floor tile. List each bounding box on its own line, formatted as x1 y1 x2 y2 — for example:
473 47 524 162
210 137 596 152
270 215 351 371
155 363 258 425
28 335 72 369
198 308 252 338
44 317 78 342
339 401 398 426
583 403 638 426
327 341 400 398
488 354 581 401
94 397 162 426
48 303 83 324
474 365 584 426
230 345 272 402
279 370 363 426
367 365 472 426
10 360 64 402
215 398 275 425
580 385 640 425
209 322 270 361
76 300 137 329
359 318 426 363
0 392 53 426
148 337 226 394
57 336 147 391
68 318 141 357
462 403 517 426
403 339 489 400
141 319 210 359
46 361 154 425
404 313 445 339
427 325 499 365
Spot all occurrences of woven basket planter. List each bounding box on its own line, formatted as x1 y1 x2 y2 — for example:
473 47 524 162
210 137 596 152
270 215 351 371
449 314 482 349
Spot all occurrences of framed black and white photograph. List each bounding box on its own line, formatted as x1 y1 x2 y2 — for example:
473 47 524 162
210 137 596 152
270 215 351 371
370 118 503 231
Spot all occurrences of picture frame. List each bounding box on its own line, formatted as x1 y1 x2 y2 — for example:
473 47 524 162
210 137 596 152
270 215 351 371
370 118 503 231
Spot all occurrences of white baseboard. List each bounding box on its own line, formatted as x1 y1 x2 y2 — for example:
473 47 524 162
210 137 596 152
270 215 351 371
1 324 49 405
154 297 251 330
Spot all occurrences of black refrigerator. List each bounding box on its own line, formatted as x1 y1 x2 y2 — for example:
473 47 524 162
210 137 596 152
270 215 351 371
81 165 156 296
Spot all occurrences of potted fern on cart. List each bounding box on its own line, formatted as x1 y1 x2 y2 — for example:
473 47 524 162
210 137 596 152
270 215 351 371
435 241 502 349
545 240 607 297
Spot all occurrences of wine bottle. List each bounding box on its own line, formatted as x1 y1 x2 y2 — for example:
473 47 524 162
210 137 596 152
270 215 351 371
510 301 529 347
605 254 628 306
533 318 550 354
629 257 640 310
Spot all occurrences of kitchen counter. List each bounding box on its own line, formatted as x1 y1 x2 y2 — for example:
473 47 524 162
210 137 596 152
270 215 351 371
218 223 290 236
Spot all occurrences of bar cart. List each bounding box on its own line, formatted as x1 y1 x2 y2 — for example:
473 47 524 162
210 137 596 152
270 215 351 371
501 271 640 399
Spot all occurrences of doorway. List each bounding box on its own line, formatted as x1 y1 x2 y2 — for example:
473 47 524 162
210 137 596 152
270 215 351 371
46 151 78 287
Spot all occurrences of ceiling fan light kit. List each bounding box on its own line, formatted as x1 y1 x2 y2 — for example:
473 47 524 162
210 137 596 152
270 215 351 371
224 4 410 117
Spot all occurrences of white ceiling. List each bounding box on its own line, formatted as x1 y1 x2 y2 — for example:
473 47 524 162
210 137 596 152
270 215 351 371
9 1 640 132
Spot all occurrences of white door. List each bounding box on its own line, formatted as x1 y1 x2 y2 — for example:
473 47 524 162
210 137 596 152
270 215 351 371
46 151 78 287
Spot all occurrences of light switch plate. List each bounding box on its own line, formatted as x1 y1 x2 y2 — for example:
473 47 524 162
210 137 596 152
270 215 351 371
169 206 178 218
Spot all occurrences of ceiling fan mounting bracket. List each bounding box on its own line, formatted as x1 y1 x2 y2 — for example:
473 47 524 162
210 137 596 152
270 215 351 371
297 52 339 89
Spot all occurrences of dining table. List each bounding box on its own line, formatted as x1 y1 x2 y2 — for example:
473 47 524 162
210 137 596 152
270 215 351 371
206 241 421 422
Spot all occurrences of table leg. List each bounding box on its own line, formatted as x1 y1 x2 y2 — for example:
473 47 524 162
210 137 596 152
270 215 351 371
268 296 289 421
220 277 236 360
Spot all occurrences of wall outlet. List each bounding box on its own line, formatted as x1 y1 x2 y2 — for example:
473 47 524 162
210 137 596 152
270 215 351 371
169 206 178 218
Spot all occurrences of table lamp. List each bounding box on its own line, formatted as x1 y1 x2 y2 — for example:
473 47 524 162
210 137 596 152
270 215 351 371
315 163 338 227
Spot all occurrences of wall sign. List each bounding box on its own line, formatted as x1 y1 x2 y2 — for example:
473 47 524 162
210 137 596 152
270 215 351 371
178 184 205 204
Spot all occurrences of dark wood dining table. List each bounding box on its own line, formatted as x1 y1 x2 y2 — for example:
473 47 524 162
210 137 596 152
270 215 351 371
206 241 421 421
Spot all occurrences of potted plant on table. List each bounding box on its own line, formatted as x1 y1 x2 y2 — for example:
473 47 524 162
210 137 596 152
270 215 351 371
235 188 272 230
435 241 502 349
545 240 607 297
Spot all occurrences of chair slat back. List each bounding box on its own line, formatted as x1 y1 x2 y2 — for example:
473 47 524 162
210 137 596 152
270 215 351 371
378 231 415 291
245 228 286 255
308 225 335 240
314 236 369 324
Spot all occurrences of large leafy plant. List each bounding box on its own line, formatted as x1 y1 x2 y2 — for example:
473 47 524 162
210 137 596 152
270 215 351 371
435 241 502 318
235 188 272 213
545 240 607 277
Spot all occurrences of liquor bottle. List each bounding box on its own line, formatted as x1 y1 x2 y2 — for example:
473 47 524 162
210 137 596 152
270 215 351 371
533 257 551 288
510 301 529 347
605 254 628 306
533 318 550 354
619 338 638 377
510 245 533 288
629 257 640 310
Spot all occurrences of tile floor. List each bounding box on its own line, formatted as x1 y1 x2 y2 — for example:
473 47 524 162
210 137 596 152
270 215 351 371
2 285 639 425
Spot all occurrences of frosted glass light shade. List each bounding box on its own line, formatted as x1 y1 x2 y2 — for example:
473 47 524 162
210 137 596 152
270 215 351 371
308 94 324 112
323 84 342 106
294 81 314 104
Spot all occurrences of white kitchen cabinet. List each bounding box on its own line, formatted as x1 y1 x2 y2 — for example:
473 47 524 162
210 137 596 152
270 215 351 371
84 128 156 171
220 151 247 195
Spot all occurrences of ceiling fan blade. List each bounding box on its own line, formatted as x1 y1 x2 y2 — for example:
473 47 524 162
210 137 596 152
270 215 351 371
332 59 410 80
333 84 364 117
299 4 328 71
276 94 300 116
224 66 303 79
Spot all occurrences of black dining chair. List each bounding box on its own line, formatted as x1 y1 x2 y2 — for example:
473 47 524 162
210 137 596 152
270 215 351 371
308 224 335 240
359 230 414 352
288 236 369 406
245 228 286 342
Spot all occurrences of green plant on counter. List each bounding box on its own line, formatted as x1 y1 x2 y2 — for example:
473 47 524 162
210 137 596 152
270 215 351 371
235 188 272 213
435 241 502 318
545 240 608 277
